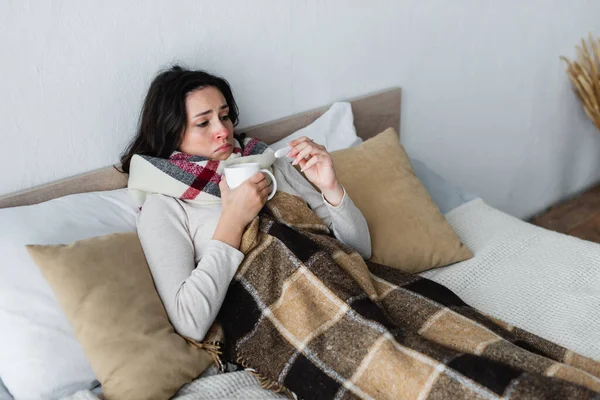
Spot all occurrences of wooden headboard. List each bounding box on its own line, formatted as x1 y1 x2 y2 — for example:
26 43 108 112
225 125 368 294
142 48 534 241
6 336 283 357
0 88 401 209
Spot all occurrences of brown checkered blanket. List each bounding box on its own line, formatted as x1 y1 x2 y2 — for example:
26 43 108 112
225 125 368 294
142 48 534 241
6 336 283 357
214 192 600 399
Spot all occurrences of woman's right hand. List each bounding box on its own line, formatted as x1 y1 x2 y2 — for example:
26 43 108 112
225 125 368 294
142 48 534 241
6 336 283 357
219 172 271 230
212 173 271 249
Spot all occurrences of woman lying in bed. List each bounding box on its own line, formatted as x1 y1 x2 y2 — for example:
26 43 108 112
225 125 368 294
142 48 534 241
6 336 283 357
120 65 371 342
120 66 600 399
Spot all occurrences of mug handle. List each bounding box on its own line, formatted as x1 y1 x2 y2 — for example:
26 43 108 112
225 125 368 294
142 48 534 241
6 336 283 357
260 169 278 200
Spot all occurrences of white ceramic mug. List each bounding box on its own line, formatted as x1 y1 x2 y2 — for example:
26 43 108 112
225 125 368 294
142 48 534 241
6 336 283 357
223 162 278 200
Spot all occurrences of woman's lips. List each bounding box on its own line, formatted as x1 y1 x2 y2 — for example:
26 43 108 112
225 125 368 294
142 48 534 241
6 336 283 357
215 144 232 153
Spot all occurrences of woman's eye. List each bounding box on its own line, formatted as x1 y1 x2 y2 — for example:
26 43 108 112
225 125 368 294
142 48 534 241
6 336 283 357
196 121 209 128
220 115 230 121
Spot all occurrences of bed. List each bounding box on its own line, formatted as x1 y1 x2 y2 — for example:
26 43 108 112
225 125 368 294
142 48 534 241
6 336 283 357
1 87 599 400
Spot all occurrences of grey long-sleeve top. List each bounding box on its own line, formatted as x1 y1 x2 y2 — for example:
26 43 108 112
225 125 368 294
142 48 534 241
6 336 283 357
137 158 371 341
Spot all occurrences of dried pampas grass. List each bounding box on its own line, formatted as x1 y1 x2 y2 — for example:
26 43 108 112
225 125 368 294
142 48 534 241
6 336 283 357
561 34 600 131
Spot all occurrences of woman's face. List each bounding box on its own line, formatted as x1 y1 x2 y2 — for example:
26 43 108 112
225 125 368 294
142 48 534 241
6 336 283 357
179 86 235 160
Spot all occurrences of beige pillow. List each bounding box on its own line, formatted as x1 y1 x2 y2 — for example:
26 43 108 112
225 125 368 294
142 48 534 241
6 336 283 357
26 233 214 400
331 127 473 273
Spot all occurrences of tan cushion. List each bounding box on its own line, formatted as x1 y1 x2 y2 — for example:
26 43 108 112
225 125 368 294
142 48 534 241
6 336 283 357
26 233 214 400
331 128 473 273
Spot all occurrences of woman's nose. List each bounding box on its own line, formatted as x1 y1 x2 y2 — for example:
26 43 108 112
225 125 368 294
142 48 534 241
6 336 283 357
213 122 228 139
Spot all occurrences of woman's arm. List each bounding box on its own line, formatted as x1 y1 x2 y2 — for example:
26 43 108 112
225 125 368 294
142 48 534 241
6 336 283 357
137 195 244 342
274 157 372 259
137 173 271 341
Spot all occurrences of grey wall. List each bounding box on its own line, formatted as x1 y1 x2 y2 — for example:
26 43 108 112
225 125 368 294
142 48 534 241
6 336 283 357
1 1 599 219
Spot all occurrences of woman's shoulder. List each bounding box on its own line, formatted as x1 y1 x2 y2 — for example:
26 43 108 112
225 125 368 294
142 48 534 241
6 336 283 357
142 193 182 208
136 194 194 248
139 194 188 224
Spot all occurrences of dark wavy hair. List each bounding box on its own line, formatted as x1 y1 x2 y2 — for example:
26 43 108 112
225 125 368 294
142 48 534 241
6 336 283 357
119 65 240 173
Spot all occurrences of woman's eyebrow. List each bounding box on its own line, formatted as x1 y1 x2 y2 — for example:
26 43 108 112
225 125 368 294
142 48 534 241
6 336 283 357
192 105 229 119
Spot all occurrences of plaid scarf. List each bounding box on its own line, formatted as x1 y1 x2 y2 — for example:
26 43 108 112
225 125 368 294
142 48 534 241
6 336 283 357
212 191 600 399
127 136 275 206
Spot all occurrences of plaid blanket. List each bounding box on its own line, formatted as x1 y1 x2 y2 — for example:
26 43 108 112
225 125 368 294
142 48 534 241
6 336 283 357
215 192 600 399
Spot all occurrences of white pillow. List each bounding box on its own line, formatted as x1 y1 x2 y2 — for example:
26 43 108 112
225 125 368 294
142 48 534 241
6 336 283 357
268 102 362 152
0 189 139 400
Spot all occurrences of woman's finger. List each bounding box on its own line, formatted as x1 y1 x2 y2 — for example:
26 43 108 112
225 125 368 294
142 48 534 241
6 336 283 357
310 141 326 151
288 139 326 157
300 154 320 172
292 145 317 165
288 136 312 147
219 176 229 192
249 171 267 184
260 185 271 197
255 177 270 191
259 186 271 203
287 141 310 157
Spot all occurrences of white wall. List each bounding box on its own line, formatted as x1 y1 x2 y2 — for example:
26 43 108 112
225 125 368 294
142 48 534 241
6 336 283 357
1 0 599 219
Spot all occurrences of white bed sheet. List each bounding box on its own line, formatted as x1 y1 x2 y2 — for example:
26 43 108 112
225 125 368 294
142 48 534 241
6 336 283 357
62 370 285 400
421 198 600 361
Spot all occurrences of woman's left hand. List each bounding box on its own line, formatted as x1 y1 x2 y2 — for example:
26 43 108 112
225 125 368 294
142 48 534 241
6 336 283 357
287 137 345 206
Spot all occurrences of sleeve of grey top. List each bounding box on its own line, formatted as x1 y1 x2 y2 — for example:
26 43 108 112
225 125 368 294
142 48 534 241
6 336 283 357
137 194 244 342
274 158 372 259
